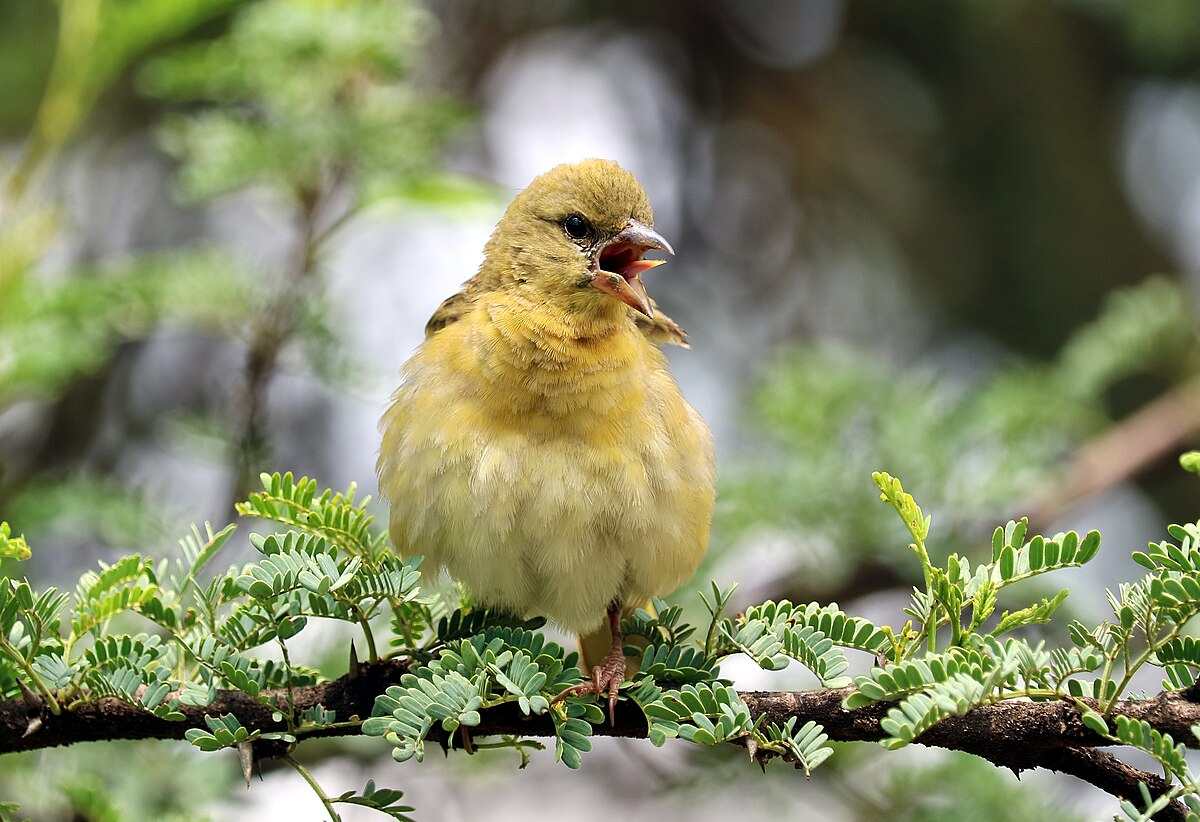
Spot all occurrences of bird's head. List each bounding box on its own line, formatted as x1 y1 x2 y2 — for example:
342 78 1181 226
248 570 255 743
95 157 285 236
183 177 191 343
491 159 673 319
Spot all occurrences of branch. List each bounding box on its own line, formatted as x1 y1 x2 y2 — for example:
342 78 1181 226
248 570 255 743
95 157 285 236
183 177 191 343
5 664 1200 815
1043 747 1186 822
747 690 1194 819
0 658 411 755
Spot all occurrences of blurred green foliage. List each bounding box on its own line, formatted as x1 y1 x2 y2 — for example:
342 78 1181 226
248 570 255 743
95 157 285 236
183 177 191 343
140 0 466 205
4 0 247 199
0 0 483 553
5 476 173 549
851 754 1085 822
0 4 56 137
0 250 250 403
0 742 227 822
718 277 1200 588
0 3 475 810
1071 0 1200 71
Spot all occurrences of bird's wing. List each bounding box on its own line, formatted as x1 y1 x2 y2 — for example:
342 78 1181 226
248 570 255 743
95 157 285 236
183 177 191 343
423 262 504 337
635 300 690 348
423 287 474 337
426 280 690 347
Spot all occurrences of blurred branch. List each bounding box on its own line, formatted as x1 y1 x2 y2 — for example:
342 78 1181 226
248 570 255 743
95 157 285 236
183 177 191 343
225 181 353 512
4 665 1199 818
779 557 906 612
6 0 245 203
779 376 1200 606
227 192 320 512
1030 378 1200 528
5 0 101 202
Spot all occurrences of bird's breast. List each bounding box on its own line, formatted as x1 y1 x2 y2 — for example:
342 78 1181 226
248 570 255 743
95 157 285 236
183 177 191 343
377 310 715 632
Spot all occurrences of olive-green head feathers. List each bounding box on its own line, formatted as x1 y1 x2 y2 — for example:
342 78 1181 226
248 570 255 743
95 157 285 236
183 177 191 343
512 159 654 234
484 159 673 319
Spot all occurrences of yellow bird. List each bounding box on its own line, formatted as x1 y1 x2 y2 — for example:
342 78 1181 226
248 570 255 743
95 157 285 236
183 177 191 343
378 159 715 716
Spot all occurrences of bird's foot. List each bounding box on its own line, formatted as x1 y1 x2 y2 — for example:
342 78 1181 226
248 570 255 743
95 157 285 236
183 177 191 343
553 646 627 725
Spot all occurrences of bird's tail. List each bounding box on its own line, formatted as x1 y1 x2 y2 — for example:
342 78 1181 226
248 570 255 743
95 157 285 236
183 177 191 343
577 601 655 678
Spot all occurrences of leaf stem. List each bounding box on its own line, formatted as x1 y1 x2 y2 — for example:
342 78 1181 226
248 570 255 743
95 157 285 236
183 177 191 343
0 638 61 715
278 636 298 732
284 755 340 822
348 602 379 663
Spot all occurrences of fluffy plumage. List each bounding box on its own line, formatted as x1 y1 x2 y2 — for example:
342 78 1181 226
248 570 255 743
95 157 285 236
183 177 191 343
377 159 715 639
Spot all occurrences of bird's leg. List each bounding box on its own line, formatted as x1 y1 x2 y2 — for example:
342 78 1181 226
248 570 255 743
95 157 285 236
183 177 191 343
553 602 626 724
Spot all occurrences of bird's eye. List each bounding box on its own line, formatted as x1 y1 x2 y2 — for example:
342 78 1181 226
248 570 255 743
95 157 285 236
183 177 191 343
563 214 591 240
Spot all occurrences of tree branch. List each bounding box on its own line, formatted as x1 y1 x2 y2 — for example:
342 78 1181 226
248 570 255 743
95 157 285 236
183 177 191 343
1042 747 1185 822
5 663 1200 815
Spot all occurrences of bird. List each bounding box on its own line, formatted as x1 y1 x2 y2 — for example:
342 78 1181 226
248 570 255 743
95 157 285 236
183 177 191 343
377 159 715 719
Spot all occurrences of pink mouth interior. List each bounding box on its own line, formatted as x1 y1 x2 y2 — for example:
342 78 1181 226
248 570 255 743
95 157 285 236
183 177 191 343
599 242 651 279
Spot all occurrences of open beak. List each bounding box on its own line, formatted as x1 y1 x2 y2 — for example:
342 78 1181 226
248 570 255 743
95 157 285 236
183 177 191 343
590 219 673 318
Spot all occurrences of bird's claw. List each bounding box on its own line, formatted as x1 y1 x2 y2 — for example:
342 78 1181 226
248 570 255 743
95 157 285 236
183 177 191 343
552 648 627 725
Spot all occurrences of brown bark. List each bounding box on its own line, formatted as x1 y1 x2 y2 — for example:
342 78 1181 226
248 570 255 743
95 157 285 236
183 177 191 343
4 663 1200 818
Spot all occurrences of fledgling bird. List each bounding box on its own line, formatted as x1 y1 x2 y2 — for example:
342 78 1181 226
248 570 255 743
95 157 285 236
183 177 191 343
378 159 715 717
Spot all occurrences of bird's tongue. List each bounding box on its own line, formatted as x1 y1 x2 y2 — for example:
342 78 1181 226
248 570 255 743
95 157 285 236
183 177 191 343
614 259 663 318
617 258 665 280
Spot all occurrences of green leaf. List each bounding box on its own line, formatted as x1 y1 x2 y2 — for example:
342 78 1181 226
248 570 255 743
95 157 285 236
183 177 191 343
553 712 593 769
758 716 833 776
237 472 384 558
845 643 1017 711
872 471 929 544
878 669 996 749
1080 708 1109 736
638 644 719 684
332 780 415 822
489 651 550 716
1155 637 1200 672
991 590 1069 636
716 601 856 686
70 555 159 640
634 683 754 749
0 522 30 561
1111 716 1190 780
1180 451 1200 474
986 526 1100 586
185 714 257 752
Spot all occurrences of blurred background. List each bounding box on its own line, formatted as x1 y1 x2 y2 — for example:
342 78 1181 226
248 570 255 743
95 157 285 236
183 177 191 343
2 0 1199 819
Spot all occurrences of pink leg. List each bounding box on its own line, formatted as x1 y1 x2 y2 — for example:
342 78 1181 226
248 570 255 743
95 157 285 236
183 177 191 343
553 603 626 724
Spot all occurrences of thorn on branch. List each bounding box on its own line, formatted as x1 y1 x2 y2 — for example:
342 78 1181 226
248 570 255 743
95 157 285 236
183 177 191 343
16 678 41 712
237 741 255 788
16 678 43 737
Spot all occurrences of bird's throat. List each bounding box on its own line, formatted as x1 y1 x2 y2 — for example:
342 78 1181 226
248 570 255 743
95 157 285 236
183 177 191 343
471 293 648 421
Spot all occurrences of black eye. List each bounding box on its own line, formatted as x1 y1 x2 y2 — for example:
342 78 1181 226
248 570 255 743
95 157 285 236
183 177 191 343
563 214 591 240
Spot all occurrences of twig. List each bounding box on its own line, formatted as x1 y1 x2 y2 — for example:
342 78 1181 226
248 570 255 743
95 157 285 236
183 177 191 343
285 755 340 822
